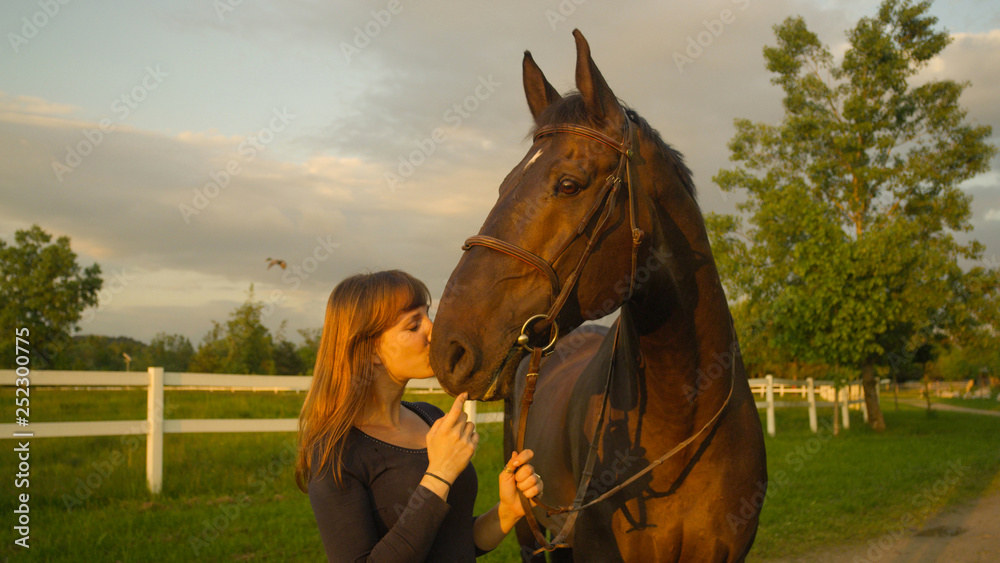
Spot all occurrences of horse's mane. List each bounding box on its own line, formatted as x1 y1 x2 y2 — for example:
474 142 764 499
531 94 697 200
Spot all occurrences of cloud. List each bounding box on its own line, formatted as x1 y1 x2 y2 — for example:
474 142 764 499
0 92 76 117
2 0 998 344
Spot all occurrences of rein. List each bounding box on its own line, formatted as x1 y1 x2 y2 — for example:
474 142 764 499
515 320 736 555
460 112 734 554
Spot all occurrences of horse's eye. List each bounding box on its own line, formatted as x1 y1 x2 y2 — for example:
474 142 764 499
558 179 581 196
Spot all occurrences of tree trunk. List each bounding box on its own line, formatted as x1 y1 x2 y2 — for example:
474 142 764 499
861 363 886 431
892 371 899 411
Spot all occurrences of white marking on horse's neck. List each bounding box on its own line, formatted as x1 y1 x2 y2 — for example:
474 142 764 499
525 149 543 170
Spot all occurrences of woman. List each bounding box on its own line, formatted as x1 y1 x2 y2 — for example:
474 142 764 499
296 270 543 562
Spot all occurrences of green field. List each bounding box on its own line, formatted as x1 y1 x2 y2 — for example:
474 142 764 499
2 387 999 562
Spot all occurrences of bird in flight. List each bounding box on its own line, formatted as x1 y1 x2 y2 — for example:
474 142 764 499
266 258 287 270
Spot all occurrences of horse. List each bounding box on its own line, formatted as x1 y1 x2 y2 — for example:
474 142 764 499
429 30 767 562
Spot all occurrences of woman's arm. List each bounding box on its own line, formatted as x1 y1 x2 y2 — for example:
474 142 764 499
309 471 451 562
472 450 543 553
472 501 522 552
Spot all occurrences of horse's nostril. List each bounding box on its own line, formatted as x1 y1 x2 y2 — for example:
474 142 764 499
448 342 466 376
444 337 479 385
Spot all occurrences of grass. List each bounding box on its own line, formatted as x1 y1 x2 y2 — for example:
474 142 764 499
748 403 1000 560
935 394 1000 412
1 388 998 561
888 385 1000 412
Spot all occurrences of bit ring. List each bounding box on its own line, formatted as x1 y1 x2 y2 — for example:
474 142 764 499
516 314 559 355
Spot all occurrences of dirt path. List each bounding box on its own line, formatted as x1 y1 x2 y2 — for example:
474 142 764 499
764 402 1000 562
897 399 1000 417
764 488 1000 562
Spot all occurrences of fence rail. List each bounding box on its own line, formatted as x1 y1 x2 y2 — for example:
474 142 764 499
0 368 499 494
1 369 880 492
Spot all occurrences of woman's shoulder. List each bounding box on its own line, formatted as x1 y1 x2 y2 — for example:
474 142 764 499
309 429 375 484
403 400 445 424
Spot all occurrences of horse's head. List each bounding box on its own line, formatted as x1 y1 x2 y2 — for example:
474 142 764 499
431 30 698 400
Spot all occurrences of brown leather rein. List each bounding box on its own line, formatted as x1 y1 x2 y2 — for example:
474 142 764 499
461 112 734 554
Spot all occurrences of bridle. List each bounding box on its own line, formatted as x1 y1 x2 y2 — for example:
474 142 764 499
462 109 644 351
460 110 734 554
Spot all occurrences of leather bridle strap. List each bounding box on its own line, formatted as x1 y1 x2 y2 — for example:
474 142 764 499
463 113 638 338
533 123 631 156
537 321 619 552
462 235 560 296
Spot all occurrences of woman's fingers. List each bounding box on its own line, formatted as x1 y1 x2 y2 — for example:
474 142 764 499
513 467 542 500
514 463 534 482
513 449 535 465
443 392 468 426
462 420 476 437
521 484 542 499
502 448 536 475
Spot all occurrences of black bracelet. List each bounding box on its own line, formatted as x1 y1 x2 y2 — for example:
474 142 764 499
424 472 452 488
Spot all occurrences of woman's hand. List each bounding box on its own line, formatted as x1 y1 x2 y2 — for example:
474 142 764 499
471 449 545 549
425 393 479 484
498 449 543 521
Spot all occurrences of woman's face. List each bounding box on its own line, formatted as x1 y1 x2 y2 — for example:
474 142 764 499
376 305 434 381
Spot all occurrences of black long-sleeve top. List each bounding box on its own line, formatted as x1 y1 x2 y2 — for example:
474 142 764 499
308 401 482 562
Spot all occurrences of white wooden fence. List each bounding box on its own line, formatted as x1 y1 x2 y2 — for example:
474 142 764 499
748 375 876 437
1 369 881 492
0 368 501 494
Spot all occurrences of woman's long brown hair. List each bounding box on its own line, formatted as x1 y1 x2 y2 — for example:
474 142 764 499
295 270 430 491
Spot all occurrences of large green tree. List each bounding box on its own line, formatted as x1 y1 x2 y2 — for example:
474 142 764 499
707 0 996 430
0 225 103 368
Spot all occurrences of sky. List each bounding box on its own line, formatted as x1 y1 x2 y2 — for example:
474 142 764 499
1 0 998 348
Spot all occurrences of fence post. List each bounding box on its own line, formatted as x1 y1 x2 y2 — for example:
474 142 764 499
147 367 164 494
807 377 817 433
860 382 869 423
765 375 775 437
464 400 477 426
840 386 850 430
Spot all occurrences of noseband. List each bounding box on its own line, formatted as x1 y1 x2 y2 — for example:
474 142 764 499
462 109 644 351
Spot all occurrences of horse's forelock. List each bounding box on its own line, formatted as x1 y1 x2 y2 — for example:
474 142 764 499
530 95 697 200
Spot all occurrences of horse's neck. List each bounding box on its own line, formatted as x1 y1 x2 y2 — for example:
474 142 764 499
617 261 737 438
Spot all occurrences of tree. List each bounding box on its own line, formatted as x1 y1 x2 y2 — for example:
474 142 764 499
935 266 1000 381
0 225 102 368
273 337 305 375
189 322 227 373
55 335 148 371
145 332 195 372
190 285 277 374
296 327 322 375
707 0 996 431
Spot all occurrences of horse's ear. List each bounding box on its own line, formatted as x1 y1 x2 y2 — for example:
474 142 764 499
573 29 619 123
523 50 561 122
